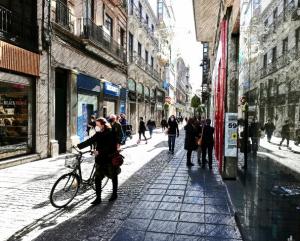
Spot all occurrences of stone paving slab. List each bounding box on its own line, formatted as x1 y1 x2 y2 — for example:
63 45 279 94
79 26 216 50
110 151 242 241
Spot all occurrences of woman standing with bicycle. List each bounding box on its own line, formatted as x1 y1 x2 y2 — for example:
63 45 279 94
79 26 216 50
77 118 119 205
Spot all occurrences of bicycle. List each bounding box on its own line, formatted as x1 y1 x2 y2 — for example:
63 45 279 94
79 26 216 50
50 146 109 208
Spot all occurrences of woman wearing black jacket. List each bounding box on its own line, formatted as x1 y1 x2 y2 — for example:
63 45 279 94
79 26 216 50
77 118 119 205
184 118 198 166
167 115 179 154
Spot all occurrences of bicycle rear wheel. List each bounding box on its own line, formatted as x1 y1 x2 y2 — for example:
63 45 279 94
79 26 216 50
50 173 79 208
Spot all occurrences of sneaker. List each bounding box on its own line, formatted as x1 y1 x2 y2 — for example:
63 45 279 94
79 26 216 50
91 198 101 205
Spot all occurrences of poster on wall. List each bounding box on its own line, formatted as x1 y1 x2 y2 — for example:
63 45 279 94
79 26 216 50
120 101 126 114
224 113 238 157
77 103 88 142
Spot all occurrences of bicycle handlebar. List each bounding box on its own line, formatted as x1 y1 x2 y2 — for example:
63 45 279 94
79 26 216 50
72 145 93 155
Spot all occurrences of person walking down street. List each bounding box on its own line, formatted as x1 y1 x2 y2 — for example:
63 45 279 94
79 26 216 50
249 118 262 154
147 119 156 138
161 118 167 132
167 115 179 154
264 119 275 143
184 118 198 166
77 118 119 205
279 120 291 150
137 117 147 144
201 119 214 169
109 114 124 148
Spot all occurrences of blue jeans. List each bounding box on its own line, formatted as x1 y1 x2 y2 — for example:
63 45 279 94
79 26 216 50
168 135 176 152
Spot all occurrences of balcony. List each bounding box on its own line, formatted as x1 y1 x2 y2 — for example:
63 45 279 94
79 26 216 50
52 0 75 33
264 1 296 36
130 53 161 81
78 18 126 63
0 5 37 51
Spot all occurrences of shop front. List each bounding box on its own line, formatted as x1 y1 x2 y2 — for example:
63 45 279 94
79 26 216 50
156 88 165 122
119 88 128 114
144 86 151 119
137 83 145 119
103 81 120 118
77 74 101 142
150 88 156 119
127 79 137 133
0 74 34 160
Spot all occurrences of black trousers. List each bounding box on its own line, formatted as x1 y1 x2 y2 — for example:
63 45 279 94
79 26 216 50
139 131 147 140
202 144 213 168
187 150 193 164
95 175 118 198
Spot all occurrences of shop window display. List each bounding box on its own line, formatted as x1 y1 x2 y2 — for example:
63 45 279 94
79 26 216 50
0 82 32 158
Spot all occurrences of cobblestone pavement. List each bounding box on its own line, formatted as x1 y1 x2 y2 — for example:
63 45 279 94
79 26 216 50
1 128 242 241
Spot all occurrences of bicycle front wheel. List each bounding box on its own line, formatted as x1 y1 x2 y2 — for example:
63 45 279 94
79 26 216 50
50 173 80 208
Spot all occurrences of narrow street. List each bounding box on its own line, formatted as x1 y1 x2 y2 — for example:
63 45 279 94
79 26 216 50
1 129 242 241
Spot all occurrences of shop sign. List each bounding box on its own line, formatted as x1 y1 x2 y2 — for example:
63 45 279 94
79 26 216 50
128 79 136 92
162 80 170 91
104 82 120 97
137 83 144 95
224 113 238 157
77 74 101 93
120 101 126 114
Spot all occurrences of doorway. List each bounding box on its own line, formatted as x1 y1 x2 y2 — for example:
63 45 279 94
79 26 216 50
55 69 67 154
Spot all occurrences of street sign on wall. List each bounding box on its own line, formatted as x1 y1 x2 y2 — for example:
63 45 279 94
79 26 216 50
224 113 238 157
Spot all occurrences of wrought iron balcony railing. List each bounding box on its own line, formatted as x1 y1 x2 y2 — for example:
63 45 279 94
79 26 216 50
260 45 300 78
78 18 126 62
129 53 161 81
0 5 37 50
52 0 75 32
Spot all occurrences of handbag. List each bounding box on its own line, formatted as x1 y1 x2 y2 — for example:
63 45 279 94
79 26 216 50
111 152 124 167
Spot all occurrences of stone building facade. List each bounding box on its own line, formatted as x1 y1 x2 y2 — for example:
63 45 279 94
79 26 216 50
39 0 128 156
127 0 165 132
254 0 300 137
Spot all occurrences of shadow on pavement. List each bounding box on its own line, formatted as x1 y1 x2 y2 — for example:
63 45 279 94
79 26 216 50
7 145 180 241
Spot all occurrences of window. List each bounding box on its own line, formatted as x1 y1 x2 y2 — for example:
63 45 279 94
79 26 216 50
283 0 288 20
138 2 143 20
263 54 268 68
146 14 149 26
129 32 134 60
272 47 277 63
151 24 154 33
264 18 268 27
282 37 288 55
273 7 278 21
296 27 300 50
105 14 113 37
151 56 154 68
145 50 149 64
129 0 134 14
120 27 125 47
138 42 142 57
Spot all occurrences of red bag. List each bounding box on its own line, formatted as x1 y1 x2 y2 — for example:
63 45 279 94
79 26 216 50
111 152 124 167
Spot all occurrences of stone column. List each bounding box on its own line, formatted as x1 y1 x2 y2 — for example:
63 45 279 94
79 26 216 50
68 69 80 147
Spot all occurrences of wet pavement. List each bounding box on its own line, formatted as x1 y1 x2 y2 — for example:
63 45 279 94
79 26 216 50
226 153 300 241
0 129 242 241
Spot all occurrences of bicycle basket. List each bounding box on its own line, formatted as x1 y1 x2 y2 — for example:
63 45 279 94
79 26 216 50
65 155 79 169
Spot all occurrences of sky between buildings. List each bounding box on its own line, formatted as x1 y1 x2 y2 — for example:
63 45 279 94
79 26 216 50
172 0 203 91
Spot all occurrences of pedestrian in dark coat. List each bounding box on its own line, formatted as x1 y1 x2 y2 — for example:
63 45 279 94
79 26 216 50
167 115 179 154
138 117 147 144
77 118 119 205
147 119 156 138
201 119 214 169
161 118 167 131
264 119 275 142
279 120 290 149
184 118 197 166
